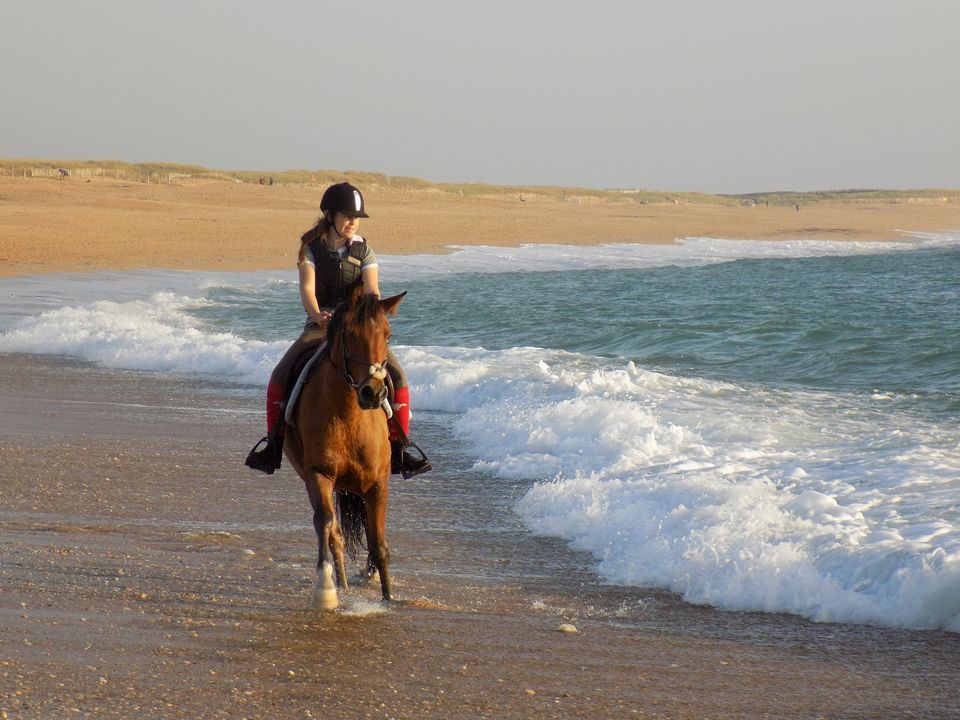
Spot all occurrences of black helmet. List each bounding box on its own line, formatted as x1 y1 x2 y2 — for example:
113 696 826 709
319 182 369 218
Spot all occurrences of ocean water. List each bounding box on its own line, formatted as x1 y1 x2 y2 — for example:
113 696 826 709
2 233 959 632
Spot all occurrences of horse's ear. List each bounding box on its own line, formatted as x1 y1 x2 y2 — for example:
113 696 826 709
380 291 407 316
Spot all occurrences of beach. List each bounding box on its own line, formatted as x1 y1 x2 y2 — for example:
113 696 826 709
2 175 960 277
4 354 959 719
3 176 960 719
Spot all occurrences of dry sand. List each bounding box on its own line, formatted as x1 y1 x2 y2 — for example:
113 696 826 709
2 176 960 718
2 175 959 277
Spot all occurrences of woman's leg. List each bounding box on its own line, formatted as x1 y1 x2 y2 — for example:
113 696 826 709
385 348 410 440
386 349 431 477
247 325 326 474
267 332 318 432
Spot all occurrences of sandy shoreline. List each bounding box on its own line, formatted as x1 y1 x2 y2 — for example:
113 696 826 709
3 178 960 717
2 354 960 719
1 175 958 278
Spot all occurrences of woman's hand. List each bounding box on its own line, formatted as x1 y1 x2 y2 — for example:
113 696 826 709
312 309 333 332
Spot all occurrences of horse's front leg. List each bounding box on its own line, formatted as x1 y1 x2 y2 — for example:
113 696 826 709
363 483 392 601
307 470 344 610
331 526 348 591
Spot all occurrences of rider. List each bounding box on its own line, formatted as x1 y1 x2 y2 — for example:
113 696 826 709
245 181 431 478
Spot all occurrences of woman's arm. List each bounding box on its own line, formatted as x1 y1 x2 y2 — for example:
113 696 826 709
298 262 332 328
362 265 381 298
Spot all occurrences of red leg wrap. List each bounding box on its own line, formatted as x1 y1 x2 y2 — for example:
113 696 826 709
266 381 285 435
391 385 410 441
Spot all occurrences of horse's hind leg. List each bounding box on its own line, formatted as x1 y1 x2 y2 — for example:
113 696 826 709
363 483 392 601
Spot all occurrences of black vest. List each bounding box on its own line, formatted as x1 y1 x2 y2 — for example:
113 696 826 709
307 239 368 309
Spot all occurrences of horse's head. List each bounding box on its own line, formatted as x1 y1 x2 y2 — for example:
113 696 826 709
330 283 406 410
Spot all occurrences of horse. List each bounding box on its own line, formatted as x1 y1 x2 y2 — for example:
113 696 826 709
283 282 406 609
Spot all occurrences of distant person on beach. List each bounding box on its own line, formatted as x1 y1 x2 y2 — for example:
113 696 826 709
245 182 431 478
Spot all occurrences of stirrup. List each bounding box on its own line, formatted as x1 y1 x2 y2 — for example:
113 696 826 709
245 435 282 474
394 442 431 479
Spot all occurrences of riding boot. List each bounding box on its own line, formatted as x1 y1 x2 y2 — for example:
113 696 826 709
245 432 284 474
245 381 285 474
391 440 432 478
389 386 432 478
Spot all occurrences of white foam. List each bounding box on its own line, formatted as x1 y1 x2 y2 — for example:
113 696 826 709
0 290 285 383
2 237 959 632
399 344 960 632
381 233 958 280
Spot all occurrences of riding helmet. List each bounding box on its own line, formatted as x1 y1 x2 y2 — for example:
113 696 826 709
320 182 369 218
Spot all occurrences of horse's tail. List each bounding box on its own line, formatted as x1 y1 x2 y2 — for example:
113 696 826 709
335 491 367 559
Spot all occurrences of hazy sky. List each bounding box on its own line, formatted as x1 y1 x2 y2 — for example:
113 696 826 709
3 1 959 194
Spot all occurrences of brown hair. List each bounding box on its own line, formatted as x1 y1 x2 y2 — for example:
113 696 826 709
297 211 333 264
300 211 333 245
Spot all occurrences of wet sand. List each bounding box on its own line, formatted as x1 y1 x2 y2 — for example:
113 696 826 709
3 176 960 717
2 354 960 719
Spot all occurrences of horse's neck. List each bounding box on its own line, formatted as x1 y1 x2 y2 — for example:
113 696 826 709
312 362 365 420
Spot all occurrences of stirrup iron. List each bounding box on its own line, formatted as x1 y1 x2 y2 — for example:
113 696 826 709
245 435 283 474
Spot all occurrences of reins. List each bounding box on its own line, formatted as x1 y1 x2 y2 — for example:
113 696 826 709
335 316 388 390
324 302 390 411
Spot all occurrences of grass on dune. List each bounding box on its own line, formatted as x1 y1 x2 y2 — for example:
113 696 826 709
2 158 958 207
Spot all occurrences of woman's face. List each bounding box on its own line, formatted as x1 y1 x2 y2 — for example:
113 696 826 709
333 212 359 239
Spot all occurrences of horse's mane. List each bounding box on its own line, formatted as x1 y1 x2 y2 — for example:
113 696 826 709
352 294 384 327
327 292 385 343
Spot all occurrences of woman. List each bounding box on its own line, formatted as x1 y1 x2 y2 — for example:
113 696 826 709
245 181 431 478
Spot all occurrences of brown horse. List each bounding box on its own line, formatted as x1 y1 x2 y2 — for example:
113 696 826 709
283 283 405 609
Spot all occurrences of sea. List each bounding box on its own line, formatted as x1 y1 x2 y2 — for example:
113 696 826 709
2 232 959 633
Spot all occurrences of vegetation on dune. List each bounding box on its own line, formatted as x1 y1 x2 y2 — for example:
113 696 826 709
724 188 960 205
1 158 958 206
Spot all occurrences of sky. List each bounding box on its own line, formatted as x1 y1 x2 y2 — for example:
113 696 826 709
2 1 959 194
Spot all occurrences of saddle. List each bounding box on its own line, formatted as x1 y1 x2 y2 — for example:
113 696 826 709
281 341 397 428
283 341 329 426
275 339 431 479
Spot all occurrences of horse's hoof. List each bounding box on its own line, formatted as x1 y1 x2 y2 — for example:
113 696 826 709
310 562 339 610
351 568 379 585
310 585 339 610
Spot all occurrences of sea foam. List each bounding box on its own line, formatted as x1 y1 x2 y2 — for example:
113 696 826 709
0 290 284 382
400 344 960 632
1 236 958 632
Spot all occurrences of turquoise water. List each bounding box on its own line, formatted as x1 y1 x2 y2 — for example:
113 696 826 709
2 235 959 630
201 243 960 402
387 246 960 400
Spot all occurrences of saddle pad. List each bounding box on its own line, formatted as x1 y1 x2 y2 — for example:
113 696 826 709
284 341 328 426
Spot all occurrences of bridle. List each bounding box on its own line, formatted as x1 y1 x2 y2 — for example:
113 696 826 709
330 308 390 410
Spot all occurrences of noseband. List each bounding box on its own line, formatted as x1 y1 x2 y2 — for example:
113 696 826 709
331 310 389 410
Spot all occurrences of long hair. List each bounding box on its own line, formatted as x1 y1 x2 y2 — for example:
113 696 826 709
297 211 333 263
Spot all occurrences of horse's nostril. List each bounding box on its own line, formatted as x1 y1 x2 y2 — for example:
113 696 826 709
358 382 386 409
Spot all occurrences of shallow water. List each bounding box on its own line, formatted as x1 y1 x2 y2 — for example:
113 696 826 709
2 352 960 719
1 234 959 632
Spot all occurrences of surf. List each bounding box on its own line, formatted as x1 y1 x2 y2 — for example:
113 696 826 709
1 234 958 631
